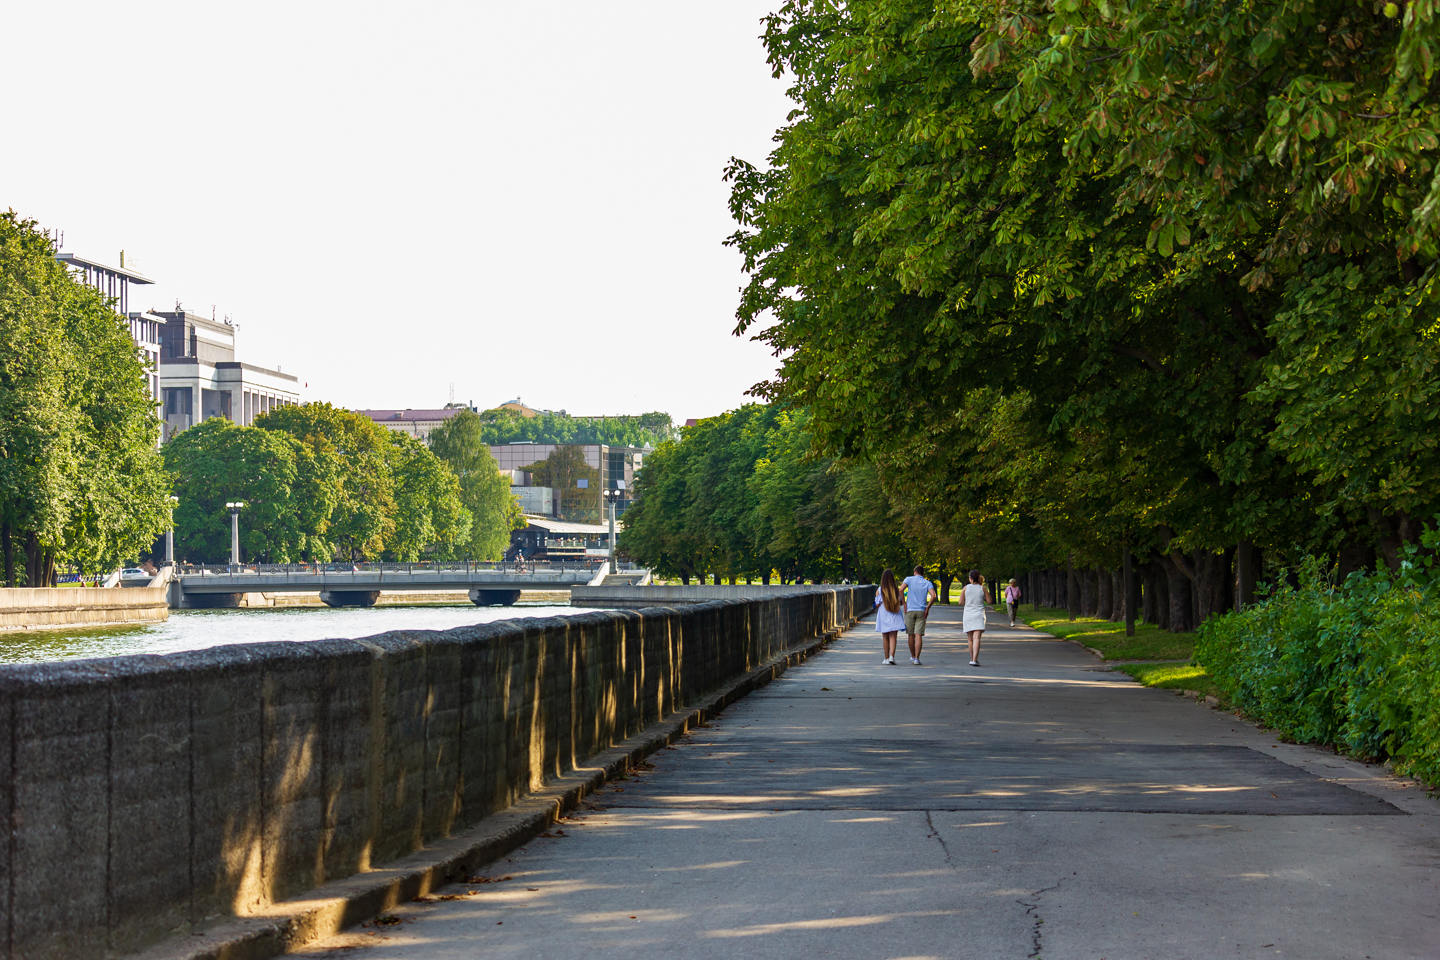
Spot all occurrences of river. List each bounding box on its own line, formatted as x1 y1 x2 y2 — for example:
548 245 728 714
0 603 595 665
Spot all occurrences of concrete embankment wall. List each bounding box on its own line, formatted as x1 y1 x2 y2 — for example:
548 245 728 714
0 586 168 630
572 583 852 608
0 587 869 960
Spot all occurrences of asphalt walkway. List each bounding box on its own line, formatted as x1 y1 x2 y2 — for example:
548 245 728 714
295 604 1440 959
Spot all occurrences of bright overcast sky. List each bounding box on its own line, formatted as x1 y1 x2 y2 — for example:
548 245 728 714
3 1 794 422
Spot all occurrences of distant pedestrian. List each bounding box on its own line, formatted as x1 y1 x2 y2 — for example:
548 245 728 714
902 566 937 665
1004 578 1021 626
962 569 991 666
874 568 905 665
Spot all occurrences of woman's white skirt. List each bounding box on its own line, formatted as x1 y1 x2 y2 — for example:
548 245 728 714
962 607 987 632
876 606 906 633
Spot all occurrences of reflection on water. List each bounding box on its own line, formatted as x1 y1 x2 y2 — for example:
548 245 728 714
0 604 595 665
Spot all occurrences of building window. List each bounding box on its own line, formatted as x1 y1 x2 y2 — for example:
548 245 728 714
163 388 192 416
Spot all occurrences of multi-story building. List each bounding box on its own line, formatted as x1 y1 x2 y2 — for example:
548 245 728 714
490 442 645 520
359 406 471 442
54 251 162 404
148 310 301 440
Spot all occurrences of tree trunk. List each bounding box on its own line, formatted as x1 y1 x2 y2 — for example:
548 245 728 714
1235 541 1257 611
1162 556 1195 632
1194 548 1233 624
2 523 12 588
1097 568 1114 621
25 532 42 589
1144 561 1167 629
1066 560 1078 620
1123 549 1137 636
1370 509 1417 571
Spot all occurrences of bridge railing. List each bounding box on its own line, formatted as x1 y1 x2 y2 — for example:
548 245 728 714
173 560 630 578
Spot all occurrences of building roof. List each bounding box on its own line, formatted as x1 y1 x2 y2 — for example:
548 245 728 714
523 516 618 535
359 408 463 422
55 252 154 284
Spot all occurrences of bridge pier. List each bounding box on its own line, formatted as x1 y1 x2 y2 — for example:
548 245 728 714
320 590 381 608
176 591 243 610
469 588 521 606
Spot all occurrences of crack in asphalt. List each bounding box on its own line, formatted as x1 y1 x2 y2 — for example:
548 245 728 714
1018 879 1064 959
923 809 955 867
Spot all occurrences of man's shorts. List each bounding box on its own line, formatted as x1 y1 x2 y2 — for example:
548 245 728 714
904 609 928 635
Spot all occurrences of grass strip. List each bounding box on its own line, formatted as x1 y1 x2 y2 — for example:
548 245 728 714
1016 605 1197 661
1114 661 1225 701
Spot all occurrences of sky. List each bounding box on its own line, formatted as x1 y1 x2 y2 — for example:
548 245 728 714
3 1 795 422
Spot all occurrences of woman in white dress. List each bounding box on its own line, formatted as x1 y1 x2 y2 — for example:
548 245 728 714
961 569 991 666
874 568 905 665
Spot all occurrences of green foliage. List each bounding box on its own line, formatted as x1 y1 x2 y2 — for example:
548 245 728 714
163 417 331 562
472 408 672 448
726 0 1440 593
620 404 933 582
256 403 397 561
427 409 524 559
164 406 483 563
0 212 170 584
383 431 469 561
1197 549 1440 786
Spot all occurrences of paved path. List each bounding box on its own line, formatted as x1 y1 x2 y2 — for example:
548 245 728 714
296 605 1440 959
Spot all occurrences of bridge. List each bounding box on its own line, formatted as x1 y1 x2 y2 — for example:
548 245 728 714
167 560 631 608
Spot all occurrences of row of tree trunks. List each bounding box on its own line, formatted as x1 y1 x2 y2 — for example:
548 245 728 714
1017 542 1267 633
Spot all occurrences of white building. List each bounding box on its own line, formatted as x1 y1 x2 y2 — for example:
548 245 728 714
148 310 301 441
360 407 470 442
55 252 162 405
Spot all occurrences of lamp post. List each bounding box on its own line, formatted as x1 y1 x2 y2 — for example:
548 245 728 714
165 495 179 565
602 481 626 575
601 488 619 575
225 501 245 569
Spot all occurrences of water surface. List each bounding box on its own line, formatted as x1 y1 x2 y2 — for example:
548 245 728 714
0 603 594 665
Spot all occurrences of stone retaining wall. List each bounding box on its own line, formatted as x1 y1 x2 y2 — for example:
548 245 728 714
572 583 854 607
0 586 169 630
0 587 868 959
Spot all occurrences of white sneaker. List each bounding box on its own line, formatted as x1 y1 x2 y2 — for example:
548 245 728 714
883 657 895 665
911 657 921 665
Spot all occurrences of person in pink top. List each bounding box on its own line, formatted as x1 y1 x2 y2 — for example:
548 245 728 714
1004 578 1021 626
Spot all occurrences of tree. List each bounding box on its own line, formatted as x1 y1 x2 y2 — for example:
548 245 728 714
469 408 674 447
0 212 171 584
163 417 331 563
724 1 1440 628
256 403 396 560
426 409 525 559
383 431 469 561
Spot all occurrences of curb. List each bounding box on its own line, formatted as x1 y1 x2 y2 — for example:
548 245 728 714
134 624 847 960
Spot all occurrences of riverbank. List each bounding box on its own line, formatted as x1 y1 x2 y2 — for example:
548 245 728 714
0 586 168 631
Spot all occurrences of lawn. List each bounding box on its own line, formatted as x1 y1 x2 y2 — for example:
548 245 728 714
1011 604 1228 699
1016 605 1197 661
1113 661 1225 701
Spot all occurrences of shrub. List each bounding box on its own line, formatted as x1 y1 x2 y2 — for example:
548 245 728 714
1196 550 1440 787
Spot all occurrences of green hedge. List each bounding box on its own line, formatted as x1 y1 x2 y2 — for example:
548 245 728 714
1196 555 1440 786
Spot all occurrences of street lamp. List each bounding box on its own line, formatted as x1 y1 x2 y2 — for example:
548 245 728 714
225 501 245 569
165 495 179 565
601 483 625 575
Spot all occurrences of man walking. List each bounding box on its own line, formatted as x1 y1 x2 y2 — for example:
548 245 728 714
902 566 937 664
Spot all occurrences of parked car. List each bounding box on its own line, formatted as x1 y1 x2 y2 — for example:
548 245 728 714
118 567 152 583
